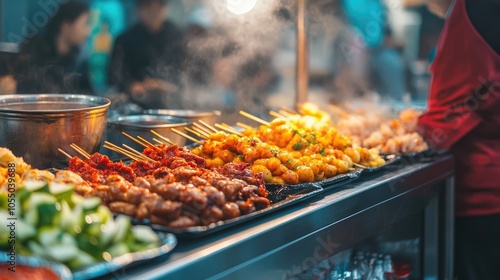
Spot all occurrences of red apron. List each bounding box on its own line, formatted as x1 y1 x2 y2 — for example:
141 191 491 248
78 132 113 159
418 0 500 216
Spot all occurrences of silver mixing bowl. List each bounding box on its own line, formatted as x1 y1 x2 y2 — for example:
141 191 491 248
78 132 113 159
104 115 190 159
0 94 110 169
144 109 221 126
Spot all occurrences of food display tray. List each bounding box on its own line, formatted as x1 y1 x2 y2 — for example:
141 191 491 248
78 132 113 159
1 232 177 280
362 154 401 174
390 149 446 164
140 183 323 238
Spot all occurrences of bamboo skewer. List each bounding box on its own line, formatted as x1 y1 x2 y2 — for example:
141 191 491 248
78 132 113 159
239 110 270 126
215 124 242 136
278 110 298 118
136 136 161 150
192 123 213 136
198 120 219 133
236 122 254 130
152 138 169 145
184 127 207 139
70 143 91 158
122 144 156 162
69 144 91 159
103 141 142 161
58 148 73 160
280 107 299 115
171 128 202 144
269 111 288 119
150 130 175 145
122 132 148 148
191 126 210 138
353 163 367 169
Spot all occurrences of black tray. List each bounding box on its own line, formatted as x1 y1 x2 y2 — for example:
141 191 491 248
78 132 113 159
316 169 363 189
389 149 446 164
138 183 323 238
362 154 401 173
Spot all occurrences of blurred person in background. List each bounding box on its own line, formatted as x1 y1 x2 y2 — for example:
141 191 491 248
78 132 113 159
341 0 406 100
14 1 92 94
0 51 16 94
417 0 500 279
108 0 184 109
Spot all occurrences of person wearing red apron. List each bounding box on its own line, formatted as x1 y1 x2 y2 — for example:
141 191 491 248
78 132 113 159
418 0 500 279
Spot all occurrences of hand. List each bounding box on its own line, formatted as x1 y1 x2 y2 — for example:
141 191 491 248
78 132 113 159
129 81 147 100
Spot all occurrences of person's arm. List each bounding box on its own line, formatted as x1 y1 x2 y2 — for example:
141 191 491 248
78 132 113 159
466 0 500 55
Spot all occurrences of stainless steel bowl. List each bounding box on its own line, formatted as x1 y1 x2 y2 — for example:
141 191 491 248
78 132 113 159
104 115 189 159
0 94 110 169
144 109 221 126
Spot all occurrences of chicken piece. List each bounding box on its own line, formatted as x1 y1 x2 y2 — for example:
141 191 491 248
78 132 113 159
109 201 138 216
216 179 246 201
178 185 208 210
151 181 184 200
201 186 226 207
134 177 151 189
236 199 256 215
240 185 258 199
189 176 210 187
251 196 271 210
23 169 55 182
200 205 224 225
166 215 198 228
222 202 241 220
173 167 202 182
146 198 182 219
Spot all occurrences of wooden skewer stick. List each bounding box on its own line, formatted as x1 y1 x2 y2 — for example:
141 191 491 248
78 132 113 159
184 127 207 139
353 163 367 169
198 120 219 133
122 132 148 148
58 148 73 160
136 136 161 150
152 138 169 145
69 144 90 160
122 144 156 162
150 130 175 145
236 122 254 130
239 110 270 126
171 128 202 144
192 123 213 136
70 143 91 158
103 142 141 162
278 110 298 117
214 124 242 136
191 126 210 138
280 107 300 115
269 110 288 119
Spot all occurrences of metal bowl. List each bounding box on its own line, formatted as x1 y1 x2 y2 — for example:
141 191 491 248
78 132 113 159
104 115 190 159
144 109 221 126
0 94 110 169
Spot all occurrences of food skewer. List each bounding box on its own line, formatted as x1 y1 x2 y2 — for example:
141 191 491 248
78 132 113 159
152 138 170 145
278 109 298 117
122 144 156 162
269 111 288 119
190 126 211 138
150 130 175 145
214 123 242 136
58 148 73 160
239 110 270 126
198 120 219 133
103 141 142 162
192 122 213 136
70 143 91 159
184 127 207 139
122 132 149 148
280 107 300 115
136 136 161 150
171 128 202 144
236 122 254 130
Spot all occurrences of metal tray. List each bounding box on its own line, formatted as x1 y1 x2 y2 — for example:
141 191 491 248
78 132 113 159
316 169 363 189
389 149 446 164
362 154 401 173
1 232 177 280
140 183 323 238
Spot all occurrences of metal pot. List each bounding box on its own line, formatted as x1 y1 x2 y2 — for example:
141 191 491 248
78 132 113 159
103 115 189 159
144 109 221 126
0 94 110 169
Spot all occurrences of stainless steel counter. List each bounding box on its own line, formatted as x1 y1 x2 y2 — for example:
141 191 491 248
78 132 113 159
103 155 454 280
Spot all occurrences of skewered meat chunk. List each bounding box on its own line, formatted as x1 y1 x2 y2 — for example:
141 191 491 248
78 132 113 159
222 202 241 220
150 181 183 200
134 177 151 189
251 196 271 210
236 200 256 215
200 206 224 225
166 215 198 228
178 185 208 211
216 179 246 201
201 186 226 207
109 202 137 216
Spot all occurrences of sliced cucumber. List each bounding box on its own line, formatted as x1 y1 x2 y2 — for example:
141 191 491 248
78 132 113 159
47 244 79 262
24 180 50 193
81 197 101 212
49 183 74 204
38 227 61 247
25 192 56 212
17 220 36 241
113 215 131 244
23 207 38 227
59 233 77 247
28 241 48 258
100 220 118 247
59 201 72 230
38 203 60 227
107 243 130 258
97 205 112 224
131 226 161 244
67 250 96 270
72 194 85 206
